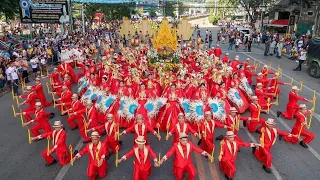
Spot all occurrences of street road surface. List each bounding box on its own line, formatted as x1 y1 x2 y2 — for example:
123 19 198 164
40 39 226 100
1 17 320 180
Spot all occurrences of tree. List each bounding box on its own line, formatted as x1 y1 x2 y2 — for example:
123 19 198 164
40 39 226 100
0 0 19 22
148 8 157 18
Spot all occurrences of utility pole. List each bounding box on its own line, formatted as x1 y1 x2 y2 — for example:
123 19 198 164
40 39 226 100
81 3 85 34
68 0 73 32
260 0 265 31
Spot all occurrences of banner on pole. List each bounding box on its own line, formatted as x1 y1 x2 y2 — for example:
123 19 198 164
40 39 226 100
19 0 69 24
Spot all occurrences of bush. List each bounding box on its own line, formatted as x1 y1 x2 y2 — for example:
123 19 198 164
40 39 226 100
208 15 219 25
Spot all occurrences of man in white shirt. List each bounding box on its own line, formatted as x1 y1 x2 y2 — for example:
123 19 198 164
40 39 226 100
6 62 19 96
30 55 39 79
293 48 307 71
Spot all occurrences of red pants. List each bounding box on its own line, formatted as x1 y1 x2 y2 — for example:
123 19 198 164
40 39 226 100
23 107 35 121
41 148 70 166
254 147 272 168
30 124 51 136
38 94 52 107
281 103 298 120
173 164 196 180
284 130 315 144
247 119 265 133
87 163 107 180
201 136 214 155
219 159 236 178
133 165 151 180
67 115 83 129
104 137 120 154
78 119 90 141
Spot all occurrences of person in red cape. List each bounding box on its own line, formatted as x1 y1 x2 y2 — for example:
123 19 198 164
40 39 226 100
219 131 258 180
230 56 243 71
167 113 199 144
277 86 312 120
135 83 152 127
256 73 269 88
244 65 257 86
213 44 223 59
20 102 51 137
120 114 160 144
74 131 108 180
246 96 267 133
64 94 85 130
261 65 275 79
31 121 71 166
88 114 122 155
118 136 159 180
160 133 212 180
283 104 315 148
53 75 72 93
157 84 184 131
253 118 292 174
215 82 231 114
199 111 227 154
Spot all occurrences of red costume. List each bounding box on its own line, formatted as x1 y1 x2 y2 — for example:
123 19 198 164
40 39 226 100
21 91 37 121
94 121 121 154
284 111 315 144
219 140 251 179
121 145 157 180
247 103 266 133
163 141 208 180
28 108 51 136
280 91 308 120
200 119 225 154
32 83 52 107
169 122 197 144
78 141 108 180
66 100 85 129
122 123 157 143
58 63 77 83
40 129 70 166
254 126 289 168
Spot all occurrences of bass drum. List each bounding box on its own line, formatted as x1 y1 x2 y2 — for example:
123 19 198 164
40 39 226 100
227 88 244 110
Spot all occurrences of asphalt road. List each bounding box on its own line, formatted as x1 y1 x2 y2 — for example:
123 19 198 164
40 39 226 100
1 17 320 180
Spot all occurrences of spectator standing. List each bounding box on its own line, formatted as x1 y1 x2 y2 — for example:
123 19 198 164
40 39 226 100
293 48 307 71
6 62 19 96
30 55 39 79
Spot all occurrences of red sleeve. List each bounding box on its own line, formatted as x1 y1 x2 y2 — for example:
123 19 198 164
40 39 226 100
25 109 36 115
191 143 206 154
165 144 176 159
41 131 53 138
238 141 251 148
124 124 135 134
147 125 156 134
277 81 285 85
169 126 176 134
297 94 308 102
277 129 289 136
34 111 46 122
124 148 135 159
187 124 197 134
214 120 225 128
240 116 250 121
94 124 105 132
79 145 88 156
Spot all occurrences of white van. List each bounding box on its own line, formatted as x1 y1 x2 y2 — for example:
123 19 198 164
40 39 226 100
237 28 251 38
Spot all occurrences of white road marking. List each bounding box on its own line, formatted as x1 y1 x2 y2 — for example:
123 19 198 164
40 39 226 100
269 110 320 161
243 128 283 180
54 140 84 180
242 52 320 124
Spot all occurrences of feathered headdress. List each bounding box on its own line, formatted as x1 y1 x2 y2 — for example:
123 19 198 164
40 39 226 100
145 97 167 119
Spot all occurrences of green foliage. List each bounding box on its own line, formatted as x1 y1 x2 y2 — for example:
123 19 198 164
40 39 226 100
84 3 136 22
148 8 157 18
208 14 219 25
0 0 19 22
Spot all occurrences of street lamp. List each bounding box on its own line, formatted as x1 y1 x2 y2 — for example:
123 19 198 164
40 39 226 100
260 0 265 30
